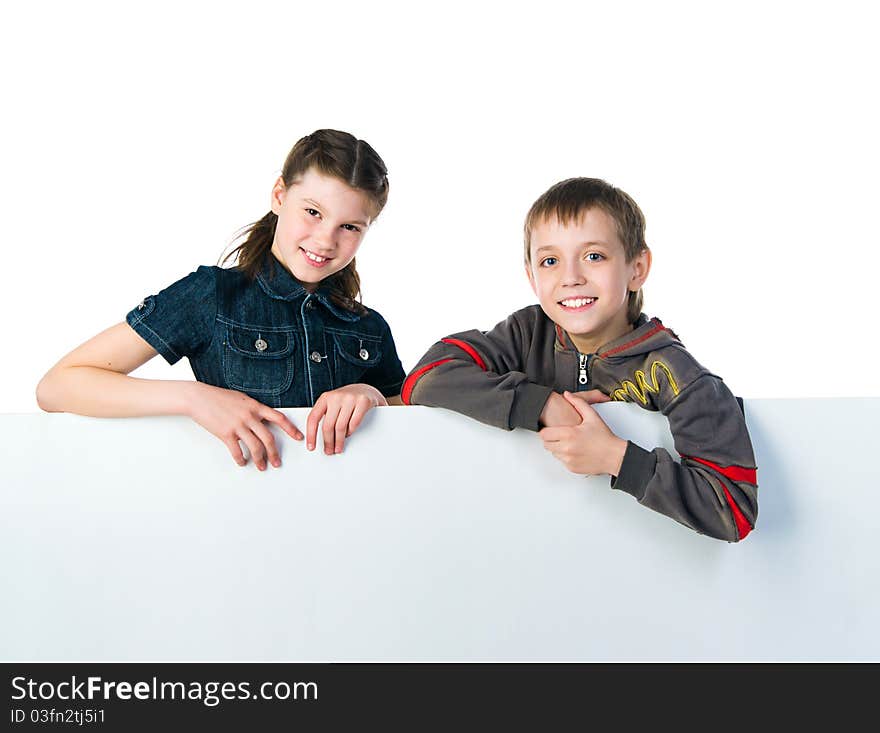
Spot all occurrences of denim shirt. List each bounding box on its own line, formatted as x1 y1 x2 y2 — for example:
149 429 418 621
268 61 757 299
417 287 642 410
126 257 405 407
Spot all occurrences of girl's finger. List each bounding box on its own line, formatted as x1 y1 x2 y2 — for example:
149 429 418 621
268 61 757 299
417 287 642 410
346 400 371 437
322 401 342 455
262 406 303 441
250 420 281 468
305 398 327 451
333 402 356 454
238 427 267 471
223 437 247 467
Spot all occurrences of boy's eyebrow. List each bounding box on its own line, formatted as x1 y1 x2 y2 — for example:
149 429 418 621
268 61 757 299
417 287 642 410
534 241 609 253
303 197 369 228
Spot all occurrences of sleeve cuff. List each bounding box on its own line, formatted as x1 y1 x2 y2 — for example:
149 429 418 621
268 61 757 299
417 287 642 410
125 304 182 365
509 382 554 431
610 441 657 499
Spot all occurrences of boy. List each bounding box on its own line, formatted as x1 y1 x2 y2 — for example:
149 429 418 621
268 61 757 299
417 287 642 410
403 178 757 542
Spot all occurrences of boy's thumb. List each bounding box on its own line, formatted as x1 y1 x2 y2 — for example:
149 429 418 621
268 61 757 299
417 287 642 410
563 390 593 418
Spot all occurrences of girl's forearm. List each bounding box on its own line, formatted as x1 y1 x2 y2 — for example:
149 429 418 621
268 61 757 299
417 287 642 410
37 366 199 418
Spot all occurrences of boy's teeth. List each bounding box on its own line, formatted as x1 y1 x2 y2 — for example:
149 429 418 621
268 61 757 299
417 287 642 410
561 297 595 307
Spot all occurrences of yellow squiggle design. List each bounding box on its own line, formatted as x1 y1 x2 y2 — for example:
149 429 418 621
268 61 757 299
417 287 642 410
611 361 680 405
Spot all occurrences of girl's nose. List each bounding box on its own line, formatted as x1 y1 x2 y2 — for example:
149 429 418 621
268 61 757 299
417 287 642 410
312 222 336 250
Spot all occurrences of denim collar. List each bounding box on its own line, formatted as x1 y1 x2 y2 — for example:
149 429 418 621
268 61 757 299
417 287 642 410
256 255 361 322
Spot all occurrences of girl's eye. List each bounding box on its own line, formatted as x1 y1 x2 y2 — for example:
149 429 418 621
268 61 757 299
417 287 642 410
341 224 361 233
540 257 558 267
305 208 320 217
586 252 604 262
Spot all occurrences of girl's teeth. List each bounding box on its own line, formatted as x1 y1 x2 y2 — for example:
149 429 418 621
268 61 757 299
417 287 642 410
305 251 326 262
561 298 595 307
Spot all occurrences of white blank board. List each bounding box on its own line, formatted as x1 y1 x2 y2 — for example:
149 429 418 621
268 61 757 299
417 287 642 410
1 399 876 661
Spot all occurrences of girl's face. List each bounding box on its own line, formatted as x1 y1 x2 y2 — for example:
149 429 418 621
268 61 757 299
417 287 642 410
270 168 374 289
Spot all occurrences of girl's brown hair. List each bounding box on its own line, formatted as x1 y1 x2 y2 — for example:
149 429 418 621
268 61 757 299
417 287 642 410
223 129 389 313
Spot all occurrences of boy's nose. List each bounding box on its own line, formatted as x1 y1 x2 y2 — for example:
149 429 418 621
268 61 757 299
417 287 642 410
562 263 587 286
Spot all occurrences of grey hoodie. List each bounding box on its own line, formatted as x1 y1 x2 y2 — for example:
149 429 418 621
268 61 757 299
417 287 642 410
403 307 758 542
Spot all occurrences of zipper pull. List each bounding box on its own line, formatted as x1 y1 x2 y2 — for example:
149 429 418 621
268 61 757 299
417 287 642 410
578 353 588 385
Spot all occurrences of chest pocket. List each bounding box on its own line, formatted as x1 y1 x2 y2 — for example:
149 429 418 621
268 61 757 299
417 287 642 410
330 330 382 388
223 324 297 396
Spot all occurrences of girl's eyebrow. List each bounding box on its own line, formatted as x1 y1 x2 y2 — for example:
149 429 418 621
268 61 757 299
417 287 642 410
303 197 368 228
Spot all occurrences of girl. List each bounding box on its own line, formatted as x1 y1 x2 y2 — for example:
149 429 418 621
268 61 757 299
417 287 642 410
37 129 405 469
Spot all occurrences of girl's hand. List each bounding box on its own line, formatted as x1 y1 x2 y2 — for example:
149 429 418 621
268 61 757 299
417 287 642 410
306 384 387 455
187 383 303 470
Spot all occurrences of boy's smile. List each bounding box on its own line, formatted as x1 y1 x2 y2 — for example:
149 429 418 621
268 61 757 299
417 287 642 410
526 208 651 355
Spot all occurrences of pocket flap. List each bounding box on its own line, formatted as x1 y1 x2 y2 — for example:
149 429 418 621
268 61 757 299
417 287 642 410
331 332 382 367
226 325 296 359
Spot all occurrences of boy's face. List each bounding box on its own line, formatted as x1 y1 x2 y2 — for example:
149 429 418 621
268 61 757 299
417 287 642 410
526 208 651 354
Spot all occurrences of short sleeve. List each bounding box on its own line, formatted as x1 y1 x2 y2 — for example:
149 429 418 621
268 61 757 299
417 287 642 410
125 266 217 365
363 311 406 397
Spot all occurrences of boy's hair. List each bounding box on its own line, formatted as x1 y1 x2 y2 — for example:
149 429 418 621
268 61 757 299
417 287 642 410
524 177 648 323
224 129 389 313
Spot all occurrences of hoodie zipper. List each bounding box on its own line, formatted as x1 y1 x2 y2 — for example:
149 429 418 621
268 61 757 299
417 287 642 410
578 353 589 386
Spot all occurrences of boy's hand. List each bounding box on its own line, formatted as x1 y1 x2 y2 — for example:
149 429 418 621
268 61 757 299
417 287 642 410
539 389 610 427
306 383 387 455
539 391 627 477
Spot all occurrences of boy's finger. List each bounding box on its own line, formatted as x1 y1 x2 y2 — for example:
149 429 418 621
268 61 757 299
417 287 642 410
306 399 327 451
538 426 564 442
569 389 610 405
563 391 595 419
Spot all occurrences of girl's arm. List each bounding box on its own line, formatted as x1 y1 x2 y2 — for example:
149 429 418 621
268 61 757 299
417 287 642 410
37 322 303 469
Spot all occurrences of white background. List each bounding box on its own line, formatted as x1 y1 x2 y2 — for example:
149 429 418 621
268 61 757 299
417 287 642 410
2 0 878 411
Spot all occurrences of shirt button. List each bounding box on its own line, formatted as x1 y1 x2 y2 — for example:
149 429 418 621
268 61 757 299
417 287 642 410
305 301 315 310
359 348 370 360
310 351 322 363
255 338 268 352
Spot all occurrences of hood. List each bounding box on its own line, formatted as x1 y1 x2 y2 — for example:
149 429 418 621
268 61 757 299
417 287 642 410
556 313 683 359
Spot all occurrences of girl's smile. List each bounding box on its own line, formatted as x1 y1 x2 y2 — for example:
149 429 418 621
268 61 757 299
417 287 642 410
270 168 373 288
300 247 333 267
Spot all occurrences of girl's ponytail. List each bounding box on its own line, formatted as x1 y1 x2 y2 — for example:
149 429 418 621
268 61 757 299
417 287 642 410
223 130 389 314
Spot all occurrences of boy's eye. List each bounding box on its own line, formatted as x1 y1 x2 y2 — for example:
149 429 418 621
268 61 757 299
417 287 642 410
305 208 320 217
585 252 604 262
540 257 558 267
341 224 361 233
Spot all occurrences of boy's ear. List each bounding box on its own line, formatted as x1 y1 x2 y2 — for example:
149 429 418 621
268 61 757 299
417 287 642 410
525 261 538 296
270 177 287 215
629 248 652 291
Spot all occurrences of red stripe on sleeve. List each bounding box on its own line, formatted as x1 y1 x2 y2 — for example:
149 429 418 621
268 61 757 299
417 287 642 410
685 455 758 485
441 338 488 371
722 485 753 540
401 359 453 405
